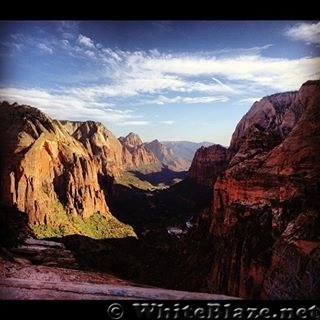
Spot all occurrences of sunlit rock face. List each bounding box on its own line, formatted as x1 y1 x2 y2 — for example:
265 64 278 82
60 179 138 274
0 102 170 226
119 132 160 168
0 102 110 223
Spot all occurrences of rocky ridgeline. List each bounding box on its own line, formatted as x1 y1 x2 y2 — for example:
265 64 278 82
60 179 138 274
119 132 160 168
187 80 320 299
0 103 166 232
0 102 109 223
189 144 229 186
145 139 191 171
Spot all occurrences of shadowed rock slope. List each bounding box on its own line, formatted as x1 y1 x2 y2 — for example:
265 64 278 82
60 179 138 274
189 144 229 186
182 80 320 299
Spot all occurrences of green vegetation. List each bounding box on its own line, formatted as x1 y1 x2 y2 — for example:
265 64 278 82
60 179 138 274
31 212 136 239
115 171 156 190
115 166 187 190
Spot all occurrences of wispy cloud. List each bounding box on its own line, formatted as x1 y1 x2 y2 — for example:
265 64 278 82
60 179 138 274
284 22 320 45
161 120 175 125
238 97 261 104
184 96 229 104
37 43 53 54
117 120 149 126
78 34 95 48
92 48 319 97
206 44 274 57
0 87 143 124
211 77 234 92
143 95 228 105
57 21 79 39
2 24 320 121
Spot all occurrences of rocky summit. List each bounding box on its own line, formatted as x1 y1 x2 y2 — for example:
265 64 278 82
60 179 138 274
119 132 160 168
0 102 109 223
189 144 229 186
184 80 320 299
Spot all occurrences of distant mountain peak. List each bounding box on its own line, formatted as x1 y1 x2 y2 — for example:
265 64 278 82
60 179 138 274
119 132 143 148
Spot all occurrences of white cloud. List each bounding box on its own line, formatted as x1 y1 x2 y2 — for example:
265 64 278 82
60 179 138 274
58 21 80 35
2 28 320 115
117 120 149 126
285 22 320 45
183 96 229 104
0 87 142 125
62 32 74 40
161 120 175 125
142 95 181 105
84 50 96 59
211 77 234 92
94 48 320 97
141 94 228 105
37 43 53 54
61 39 69 47
78 34 95 48
210 44 274 57
238 97 261 105
135 53 319 92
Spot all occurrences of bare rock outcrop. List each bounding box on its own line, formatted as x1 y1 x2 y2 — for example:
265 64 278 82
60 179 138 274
61 120 124 178
0 254 239 300
119 132 160 168
185 80 320 299
0 102 109 224
206 80 320 299
145 139 190 171
189 144 228 186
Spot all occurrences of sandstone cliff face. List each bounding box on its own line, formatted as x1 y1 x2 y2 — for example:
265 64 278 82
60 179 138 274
61 120 124 178
184 81 320 299
145 139 172 161
205 80 320 299
145 139 190 172
119 132 160 168
229 90 302 153
189 144 228 186
0 102 109 224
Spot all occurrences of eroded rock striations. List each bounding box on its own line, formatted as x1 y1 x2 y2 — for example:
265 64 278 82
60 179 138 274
189 144 229 186
119 132 160 168
61 120 124 178
0 102 110 224
0 101 169 224
189 80 320 299
145 139 190 171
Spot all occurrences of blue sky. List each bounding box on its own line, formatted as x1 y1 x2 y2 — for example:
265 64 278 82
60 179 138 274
0 20 319 145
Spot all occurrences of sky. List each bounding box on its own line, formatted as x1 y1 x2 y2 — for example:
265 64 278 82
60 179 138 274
0 20 319 146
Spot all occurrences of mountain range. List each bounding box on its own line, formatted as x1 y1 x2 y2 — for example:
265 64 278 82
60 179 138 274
0 102 210 238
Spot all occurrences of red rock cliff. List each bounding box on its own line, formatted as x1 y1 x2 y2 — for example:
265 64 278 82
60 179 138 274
61 120 124 178
187 80 320 299
145 139 190 172
119 132 160 168
189 145 228 186
0 102 110 223
207 80 320 299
